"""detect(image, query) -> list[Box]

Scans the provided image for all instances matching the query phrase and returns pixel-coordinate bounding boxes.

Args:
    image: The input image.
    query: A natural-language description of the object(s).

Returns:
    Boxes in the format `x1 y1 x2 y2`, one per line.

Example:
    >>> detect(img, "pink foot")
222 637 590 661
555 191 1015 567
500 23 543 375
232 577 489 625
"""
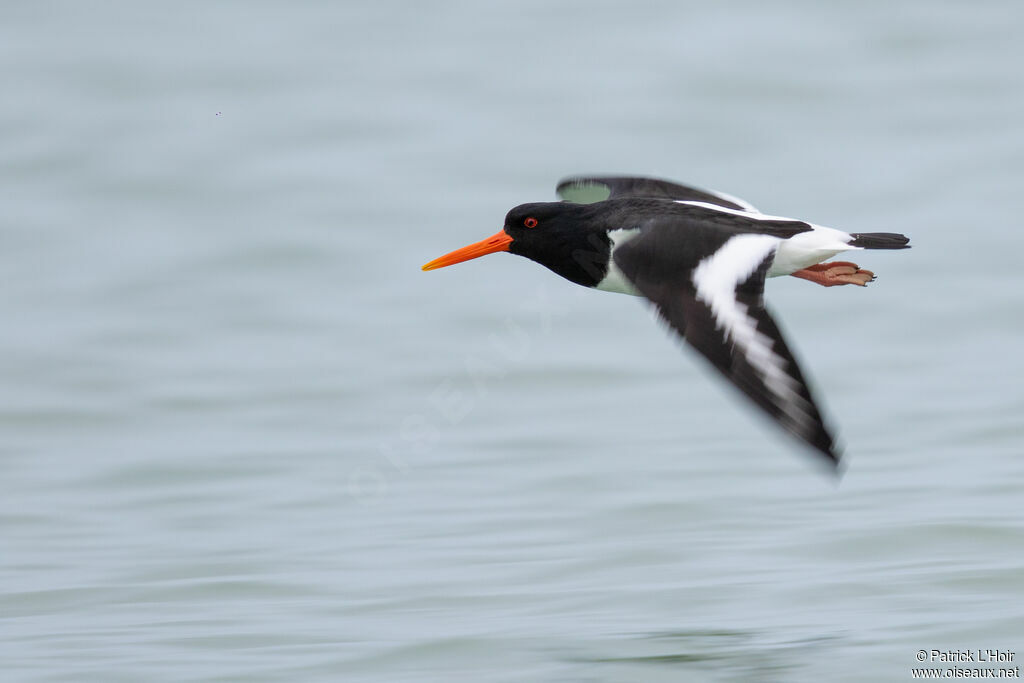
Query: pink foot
791 261 876 287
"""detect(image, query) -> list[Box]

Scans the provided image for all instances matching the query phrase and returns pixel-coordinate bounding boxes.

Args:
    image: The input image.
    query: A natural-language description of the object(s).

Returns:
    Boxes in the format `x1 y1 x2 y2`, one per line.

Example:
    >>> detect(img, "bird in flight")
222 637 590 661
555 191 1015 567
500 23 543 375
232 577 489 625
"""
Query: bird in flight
422 176 910 469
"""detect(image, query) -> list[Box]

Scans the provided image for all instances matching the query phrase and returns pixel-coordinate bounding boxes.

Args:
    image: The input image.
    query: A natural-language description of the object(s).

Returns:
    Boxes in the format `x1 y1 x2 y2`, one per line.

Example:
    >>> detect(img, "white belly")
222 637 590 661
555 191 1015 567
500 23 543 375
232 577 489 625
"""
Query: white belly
767 225 859 277
594 224 860 294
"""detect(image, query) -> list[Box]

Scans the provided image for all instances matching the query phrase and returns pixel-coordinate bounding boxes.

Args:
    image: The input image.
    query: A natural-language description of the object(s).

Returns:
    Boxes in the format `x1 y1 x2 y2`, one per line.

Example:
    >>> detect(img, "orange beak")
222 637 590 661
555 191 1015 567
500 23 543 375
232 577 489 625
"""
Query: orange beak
421 231 514 271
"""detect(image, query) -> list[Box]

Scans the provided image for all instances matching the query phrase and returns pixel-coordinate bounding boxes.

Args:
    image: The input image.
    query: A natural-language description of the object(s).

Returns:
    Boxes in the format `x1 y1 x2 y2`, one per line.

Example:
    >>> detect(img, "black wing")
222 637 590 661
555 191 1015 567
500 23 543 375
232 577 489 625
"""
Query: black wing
612 218 841 467
557 175 759 213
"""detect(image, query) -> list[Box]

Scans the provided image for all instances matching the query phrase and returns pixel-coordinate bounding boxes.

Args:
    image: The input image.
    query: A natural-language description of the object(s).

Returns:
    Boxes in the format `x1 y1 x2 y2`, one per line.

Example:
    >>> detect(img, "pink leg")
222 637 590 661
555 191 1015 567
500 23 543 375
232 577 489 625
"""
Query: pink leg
791 261 876 287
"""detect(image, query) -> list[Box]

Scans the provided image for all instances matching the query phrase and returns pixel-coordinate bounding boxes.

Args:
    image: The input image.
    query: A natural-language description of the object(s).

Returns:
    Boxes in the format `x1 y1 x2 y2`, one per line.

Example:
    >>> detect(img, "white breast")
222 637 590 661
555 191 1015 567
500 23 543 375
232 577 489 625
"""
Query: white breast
595 228 642 295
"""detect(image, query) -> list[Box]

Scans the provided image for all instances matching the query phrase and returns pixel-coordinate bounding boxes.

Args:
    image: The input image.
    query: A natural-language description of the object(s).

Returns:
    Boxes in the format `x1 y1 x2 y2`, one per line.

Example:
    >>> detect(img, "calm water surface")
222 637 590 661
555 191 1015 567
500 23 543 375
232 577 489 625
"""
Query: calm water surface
3 2 1023 681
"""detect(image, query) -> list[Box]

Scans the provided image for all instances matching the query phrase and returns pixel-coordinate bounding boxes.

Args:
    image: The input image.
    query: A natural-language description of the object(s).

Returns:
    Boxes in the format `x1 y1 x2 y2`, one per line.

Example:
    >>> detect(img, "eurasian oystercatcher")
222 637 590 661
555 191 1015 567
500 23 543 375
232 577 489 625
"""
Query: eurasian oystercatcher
422 176 910 468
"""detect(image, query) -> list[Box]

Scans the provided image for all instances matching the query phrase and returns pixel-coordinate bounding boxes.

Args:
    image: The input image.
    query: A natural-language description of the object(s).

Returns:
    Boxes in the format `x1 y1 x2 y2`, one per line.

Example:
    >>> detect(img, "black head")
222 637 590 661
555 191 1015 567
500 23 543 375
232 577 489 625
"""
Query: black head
501 202 613 287
422 200 614 287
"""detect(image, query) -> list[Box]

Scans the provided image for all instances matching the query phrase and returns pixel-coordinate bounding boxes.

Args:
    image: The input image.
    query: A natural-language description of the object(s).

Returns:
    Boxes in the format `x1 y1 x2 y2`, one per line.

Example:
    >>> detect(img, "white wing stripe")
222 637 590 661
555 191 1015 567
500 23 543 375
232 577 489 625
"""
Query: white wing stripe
692 235 812 425
674 200 800 222
702 189 760 214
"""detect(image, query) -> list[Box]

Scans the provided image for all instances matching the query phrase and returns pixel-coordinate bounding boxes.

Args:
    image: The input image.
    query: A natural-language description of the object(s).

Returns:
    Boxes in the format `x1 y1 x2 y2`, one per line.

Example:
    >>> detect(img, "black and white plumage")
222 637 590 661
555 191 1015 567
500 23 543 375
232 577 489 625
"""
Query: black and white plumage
423 176 911 469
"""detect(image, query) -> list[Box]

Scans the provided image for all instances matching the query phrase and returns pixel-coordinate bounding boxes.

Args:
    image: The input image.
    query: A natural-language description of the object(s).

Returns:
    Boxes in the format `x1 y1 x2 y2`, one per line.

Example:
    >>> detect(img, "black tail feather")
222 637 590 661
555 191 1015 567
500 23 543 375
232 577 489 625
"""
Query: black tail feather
849 232 911 249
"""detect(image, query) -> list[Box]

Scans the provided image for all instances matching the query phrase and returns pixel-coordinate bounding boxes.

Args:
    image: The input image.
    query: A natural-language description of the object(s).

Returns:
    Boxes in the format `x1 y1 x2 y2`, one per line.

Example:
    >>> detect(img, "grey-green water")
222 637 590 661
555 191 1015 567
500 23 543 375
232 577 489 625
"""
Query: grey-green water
3 2 1023 681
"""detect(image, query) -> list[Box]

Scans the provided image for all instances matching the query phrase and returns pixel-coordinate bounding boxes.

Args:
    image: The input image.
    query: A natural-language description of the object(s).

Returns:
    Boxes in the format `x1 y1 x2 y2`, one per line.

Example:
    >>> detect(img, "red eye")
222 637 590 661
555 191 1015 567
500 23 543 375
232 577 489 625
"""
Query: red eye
524 217 538 228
